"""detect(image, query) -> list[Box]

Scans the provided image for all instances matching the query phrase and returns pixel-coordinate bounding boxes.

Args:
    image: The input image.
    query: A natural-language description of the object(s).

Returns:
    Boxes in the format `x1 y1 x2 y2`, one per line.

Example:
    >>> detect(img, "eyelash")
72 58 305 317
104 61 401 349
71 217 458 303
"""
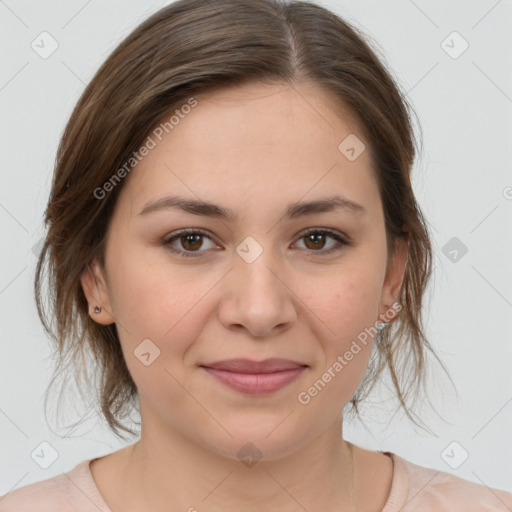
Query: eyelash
162 228 351 258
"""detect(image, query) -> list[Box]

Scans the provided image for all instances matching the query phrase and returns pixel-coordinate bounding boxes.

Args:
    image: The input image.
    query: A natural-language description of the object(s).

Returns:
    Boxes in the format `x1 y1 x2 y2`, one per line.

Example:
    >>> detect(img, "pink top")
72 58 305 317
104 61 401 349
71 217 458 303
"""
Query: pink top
1 451 511 511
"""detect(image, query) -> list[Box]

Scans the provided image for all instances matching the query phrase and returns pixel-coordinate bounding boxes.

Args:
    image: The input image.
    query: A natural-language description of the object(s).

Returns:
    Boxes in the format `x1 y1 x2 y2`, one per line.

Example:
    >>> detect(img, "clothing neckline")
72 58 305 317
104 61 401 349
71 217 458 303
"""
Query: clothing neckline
74 450 408 512
379 451 409 511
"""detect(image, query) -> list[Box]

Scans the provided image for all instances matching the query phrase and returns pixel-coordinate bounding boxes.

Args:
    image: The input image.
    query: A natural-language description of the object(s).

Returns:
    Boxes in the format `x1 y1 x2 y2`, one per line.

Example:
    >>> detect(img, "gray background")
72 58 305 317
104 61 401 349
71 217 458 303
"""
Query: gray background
1 0 511 496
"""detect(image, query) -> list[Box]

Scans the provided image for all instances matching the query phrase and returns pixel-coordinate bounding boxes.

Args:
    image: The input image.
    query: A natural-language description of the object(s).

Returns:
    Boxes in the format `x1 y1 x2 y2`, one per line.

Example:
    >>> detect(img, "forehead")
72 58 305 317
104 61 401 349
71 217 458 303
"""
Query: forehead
118 82 380 221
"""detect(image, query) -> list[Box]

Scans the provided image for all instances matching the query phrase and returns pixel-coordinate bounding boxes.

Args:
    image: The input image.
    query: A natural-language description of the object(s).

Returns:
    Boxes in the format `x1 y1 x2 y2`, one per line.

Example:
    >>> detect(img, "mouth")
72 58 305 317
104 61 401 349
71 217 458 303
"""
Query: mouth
199 358 309 395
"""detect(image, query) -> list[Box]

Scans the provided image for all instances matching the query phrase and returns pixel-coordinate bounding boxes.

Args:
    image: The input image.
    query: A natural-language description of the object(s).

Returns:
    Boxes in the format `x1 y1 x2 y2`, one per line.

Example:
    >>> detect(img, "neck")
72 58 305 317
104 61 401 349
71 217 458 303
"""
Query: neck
119 416 356 512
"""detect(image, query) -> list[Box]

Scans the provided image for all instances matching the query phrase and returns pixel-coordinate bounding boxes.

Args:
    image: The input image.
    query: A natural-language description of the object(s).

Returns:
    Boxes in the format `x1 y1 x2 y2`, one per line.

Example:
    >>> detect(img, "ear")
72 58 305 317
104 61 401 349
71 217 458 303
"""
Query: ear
378 235 408 323
80 259 115 325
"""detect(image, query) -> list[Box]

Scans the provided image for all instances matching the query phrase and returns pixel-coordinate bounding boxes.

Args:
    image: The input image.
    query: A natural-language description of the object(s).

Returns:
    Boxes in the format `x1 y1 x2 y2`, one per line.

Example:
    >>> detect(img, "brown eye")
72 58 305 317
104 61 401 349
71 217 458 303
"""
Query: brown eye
294 229 349 255
163 229 217 257
180 233 203 251
303 232 328 250
163 228 350 259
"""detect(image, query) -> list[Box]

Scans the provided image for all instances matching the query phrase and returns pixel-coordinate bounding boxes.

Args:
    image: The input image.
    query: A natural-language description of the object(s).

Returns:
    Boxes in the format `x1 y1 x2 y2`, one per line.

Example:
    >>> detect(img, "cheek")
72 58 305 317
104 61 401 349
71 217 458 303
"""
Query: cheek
107 253 215 380
303 260 384 343
295 254 385 401
108 246 206 335
295 267 382 411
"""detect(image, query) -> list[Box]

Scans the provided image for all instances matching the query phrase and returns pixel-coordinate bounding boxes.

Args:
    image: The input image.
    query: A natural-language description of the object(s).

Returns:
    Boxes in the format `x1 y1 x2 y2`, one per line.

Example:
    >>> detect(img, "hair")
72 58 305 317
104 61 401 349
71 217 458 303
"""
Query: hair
35 0 454 440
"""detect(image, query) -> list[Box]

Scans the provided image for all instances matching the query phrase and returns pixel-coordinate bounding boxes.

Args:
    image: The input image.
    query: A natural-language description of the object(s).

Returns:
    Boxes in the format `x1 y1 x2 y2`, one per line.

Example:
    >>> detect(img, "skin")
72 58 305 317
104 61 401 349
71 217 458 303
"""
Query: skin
81 81 408 512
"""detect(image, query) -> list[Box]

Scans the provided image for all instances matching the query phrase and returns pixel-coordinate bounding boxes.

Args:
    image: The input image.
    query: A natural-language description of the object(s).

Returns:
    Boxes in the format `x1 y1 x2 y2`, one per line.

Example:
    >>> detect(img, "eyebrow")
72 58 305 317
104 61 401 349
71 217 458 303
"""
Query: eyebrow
138 194 367 221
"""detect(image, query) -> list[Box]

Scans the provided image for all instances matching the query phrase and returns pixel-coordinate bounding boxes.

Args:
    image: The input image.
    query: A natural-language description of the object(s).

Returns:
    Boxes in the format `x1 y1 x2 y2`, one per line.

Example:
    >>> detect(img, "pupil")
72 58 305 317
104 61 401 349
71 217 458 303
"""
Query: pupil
307 234 324 249
183 234 201 250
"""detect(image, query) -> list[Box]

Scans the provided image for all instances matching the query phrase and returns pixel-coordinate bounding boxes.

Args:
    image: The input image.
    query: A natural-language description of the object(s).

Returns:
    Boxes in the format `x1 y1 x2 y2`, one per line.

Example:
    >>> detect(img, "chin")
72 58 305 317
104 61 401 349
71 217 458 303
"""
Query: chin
197 416 311 463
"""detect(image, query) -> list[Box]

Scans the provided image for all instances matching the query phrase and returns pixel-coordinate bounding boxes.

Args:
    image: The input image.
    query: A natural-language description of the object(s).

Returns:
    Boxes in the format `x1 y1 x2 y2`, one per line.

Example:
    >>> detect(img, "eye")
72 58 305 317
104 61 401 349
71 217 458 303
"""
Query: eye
163 228 218 258
293 228 350 255
163 228 350 258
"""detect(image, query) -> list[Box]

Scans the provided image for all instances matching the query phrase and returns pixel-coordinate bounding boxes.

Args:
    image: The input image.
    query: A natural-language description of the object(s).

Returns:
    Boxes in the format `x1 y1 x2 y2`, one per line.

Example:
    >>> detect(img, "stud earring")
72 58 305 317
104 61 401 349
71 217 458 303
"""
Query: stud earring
377 301 401 329
93 306 102 314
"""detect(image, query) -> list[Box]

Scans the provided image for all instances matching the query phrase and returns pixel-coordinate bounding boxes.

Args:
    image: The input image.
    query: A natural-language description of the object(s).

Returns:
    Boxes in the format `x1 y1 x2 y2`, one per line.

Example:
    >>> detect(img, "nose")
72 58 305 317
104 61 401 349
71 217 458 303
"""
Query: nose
217 247 297 338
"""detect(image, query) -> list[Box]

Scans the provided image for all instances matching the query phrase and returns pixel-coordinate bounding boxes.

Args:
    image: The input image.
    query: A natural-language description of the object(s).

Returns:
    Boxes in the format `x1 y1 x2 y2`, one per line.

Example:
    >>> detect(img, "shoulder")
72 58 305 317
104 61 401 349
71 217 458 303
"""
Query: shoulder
391 452 512 511
0 472 71 511
0 459 102 512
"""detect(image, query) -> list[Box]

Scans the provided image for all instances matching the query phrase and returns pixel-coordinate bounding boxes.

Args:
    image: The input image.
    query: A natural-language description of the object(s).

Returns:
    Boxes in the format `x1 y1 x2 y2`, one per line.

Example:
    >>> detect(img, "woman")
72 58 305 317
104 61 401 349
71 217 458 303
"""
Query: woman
1 0 511 510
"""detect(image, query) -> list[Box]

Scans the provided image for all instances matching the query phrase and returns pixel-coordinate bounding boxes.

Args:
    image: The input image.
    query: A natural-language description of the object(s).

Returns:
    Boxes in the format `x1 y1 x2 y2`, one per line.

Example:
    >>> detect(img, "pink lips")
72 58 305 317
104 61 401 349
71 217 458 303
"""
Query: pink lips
200 358 308 395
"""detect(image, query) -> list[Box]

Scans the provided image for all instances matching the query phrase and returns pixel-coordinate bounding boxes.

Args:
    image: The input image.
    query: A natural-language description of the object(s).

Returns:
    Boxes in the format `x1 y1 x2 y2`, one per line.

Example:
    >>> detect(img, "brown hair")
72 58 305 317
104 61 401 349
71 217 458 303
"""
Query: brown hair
35 0 453 440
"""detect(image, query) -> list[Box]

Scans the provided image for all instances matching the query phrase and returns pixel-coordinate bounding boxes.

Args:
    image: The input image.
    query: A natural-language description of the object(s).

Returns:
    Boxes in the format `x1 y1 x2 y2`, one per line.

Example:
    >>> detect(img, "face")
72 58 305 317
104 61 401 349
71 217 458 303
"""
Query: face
81 81 407 461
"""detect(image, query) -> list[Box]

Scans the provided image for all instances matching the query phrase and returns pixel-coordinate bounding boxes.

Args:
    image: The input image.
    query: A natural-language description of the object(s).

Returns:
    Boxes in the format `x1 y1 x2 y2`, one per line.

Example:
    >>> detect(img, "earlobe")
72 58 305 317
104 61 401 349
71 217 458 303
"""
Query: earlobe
390 236 408 299
80 259 115 325
379 236 408 323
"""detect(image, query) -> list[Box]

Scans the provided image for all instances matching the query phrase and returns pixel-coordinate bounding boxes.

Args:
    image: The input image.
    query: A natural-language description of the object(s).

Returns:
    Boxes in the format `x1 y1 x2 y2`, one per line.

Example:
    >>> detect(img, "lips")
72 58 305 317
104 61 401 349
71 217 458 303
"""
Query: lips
199 358 307 373
199 358 308 395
